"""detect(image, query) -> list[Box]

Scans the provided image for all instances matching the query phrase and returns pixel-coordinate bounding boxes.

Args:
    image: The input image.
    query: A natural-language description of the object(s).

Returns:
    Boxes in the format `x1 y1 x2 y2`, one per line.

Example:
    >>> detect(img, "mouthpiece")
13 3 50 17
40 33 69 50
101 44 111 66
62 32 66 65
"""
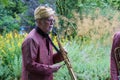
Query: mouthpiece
52 27 58 36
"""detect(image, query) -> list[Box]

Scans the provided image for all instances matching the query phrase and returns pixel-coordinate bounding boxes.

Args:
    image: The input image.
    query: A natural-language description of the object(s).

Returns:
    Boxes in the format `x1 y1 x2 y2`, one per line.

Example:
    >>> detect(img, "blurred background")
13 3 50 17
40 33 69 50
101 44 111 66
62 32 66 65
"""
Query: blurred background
0 0 120 80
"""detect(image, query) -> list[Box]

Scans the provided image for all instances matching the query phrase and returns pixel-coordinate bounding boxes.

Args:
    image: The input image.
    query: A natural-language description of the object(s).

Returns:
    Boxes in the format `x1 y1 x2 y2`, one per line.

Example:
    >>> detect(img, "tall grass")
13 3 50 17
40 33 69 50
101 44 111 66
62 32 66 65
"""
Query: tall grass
77 9 120 40
53 7 120 80
54 38 110 80
57 7 120 41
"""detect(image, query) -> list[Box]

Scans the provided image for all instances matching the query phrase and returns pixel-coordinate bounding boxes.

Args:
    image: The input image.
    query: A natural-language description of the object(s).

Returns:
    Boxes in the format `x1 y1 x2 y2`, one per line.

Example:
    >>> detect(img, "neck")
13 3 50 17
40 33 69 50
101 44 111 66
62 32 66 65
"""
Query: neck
35 27 48 37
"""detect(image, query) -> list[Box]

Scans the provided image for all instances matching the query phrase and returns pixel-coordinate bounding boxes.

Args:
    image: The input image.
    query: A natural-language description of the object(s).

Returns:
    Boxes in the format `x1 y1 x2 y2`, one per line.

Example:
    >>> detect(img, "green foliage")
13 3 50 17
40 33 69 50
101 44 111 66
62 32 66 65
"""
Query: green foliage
54 37 110 80
0 0 26 33
56 0 77 18
39 0 45 3
0 15 19 33
0 32 111 80
12 55 22 80
0 0 26 17
55 0 120 39
56 0 78 38
108 0 120 10
0 60 10 80
0 32 24 80
0 0 9 6
56 0 110 18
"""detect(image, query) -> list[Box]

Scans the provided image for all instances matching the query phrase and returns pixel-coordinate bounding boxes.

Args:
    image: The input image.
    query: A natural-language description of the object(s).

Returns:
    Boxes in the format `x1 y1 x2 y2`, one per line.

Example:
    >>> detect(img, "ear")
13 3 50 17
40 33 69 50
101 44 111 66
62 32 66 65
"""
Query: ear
36 19 41 25
41 19 46 26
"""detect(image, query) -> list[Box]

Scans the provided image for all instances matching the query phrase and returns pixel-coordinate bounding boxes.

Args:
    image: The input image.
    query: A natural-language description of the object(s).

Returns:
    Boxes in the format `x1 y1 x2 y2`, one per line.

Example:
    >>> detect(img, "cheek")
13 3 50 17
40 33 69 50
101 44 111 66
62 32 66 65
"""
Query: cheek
45 23 50 29
42 22 50 29
41 22 49 27
43 21 50 26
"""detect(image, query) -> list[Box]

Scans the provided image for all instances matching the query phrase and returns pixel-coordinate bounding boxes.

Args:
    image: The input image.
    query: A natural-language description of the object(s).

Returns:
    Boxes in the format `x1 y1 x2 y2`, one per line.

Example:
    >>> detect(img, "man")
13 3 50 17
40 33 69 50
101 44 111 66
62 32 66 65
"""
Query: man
110 32 120 80
21 6 64 80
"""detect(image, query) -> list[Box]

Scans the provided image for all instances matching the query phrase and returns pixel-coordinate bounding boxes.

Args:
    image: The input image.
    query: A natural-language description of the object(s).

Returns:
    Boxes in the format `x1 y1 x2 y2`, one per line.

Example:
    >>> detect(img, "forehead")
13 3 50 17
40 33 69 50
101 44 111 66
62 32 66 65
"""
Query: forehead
41 16 55 21
47 15 55 19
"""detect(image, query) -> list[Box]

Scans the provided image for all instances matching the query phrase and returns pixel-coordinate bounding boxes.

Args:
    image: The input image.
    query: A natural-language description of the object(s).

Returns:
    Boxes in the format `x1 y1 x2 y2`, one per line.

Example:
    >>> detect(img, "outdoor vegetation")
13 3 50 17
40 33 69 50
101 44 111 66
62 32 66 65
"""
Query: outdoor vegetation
0 0 120 80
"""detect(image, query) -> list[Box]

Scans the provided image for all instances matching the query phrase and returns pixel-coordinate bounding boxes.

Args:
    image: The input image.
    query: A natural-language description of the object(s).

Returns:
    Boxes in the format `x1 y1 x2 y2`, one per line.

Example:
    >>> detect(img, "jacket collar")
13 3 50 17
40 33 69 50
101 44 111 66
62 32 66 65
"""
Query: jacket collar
35 27 48 38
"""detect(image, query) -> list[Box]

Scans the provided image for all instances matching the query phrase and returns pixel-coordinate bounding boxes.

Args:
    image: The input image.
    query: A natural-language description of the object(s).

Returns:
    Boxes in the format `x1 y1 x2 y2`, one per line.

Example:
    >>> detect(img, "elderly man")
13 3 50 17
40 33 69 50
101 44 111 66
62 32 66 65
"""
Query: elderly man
21 6 64 80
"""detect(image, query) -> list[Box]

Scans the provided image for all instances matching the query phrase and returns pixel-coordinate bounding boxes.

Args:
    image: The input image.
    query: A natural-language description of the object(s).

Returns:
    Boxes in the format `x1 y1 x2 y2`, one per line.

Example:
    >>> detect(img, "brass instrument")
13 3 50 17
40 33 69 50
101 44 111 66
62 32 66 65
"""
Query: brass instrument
51 27 77 80
56 36 77 80
114 47 120 80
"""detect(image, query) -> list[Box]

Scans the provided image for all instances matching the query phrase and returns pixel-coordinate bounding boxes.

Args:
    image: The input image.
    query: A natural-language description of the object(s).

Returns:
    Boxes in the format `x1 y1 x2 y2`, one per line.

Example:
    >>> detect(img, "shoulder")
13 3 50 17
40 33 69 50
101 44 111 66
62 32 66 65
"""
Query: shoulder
115 31 120 35
112 32 120 46
113 32 120 39
22 29 40 46
27 29 43 41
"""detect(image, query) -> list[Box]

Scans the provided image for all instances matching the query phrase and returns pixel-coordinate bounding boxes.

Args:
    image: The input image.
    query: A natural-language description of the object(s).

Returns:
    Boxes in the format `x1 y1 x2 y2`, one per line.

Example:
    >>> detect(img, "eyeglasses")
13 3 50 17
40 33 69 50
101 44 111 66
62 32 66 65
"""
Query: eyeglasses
42 18 55 23
46 18 55 23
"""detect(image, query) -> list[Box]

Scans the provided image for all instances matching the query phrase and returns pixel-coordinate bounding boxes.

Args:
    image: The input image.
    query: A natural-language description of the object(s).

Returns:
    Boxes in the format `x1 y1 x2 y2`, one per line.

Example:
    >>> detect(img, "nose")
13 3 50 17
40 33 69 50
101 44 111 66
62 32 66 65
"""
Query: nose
50 20 55 25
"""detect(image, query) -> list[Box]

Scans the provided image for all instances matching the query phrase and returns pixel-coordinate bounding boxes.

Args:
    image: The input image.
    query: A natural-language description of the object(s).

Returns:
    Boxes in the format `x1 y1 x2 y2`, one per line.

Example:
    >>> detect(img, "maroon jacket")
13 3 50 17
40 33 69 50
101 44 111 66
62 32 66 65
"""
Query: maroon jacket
21 28 63 80
110 32 120 80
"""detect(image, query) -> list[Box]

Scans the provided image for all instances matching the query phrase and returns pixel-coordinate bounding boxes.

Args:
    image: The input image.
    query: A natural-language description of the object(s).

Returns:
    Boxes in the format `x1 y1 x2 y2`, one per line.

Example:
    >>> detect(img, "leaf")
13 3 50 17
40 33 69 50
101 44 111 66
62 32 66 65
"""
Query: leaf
0 0 9 7
39 0 45 3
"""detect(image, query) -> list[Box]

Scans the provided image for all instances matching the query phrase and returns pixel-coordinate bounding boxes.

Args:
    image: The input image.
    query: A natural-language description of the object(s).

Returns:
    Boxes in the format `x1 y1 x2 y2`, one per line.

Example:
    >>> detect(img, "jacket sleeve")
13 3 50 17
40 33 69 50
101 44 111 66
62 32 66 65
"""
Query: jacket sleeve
22 38 53 75
110 32 120 80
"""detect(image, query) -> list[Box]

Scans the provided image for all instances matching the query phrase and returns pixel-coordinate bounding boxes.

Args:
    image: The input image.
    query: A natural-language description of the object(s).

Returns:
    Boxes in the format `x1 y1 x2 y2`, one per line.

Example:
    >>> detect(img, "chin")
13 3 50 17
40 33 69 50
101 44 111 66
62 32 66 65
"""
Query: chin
46 29 52 33
49 27 53 31
50 28 53 32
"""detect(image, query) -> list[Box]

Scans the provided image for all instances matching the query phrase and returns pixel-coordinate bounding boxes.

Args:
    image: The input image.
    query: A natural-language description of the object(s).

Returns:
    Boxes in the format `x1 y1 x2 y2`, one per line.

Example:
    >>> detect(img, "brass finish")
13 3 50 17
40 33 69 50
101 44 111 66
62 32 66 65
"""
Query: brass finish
56 37 77 80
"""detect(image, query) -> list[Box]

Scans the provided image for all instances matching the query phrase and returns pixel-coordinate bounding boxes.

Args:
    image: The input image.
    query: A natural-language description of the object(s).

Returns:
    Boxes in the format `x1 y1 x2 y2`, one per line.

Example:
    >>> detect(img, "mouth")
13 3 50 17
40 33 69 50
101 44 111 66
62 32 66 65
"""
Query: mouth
49 26 53 31
49 26 53 29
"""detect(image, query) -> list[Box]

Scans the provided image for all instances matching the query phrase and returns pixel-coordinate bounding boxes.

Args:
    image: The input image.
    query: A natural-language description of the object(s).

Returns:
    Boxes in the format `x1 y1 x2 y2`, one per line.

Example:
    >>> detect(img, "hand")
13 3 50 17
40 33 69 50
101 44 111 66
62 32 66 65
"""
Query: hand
49 64 62 72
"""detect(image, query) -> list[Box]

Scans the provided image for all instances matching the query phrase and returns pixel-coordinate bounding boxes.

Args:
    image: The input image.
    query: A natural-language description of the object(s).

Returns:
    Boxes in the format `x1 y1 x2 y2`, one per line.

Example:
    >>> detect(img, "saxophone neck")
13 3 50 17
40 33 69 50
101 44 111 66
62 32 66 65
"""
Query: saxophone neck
56 36 64 51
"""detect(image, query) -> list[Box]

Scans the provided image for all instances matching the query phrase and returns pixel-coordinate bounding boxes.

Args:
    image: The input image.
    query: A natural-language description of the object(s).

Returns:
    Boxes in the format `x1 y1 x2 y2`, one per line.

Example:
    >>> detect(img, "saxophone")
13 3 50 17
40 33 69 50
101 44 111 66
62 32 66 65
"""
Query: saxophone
55 36 77 80
52 27 77 80
114 47 120 80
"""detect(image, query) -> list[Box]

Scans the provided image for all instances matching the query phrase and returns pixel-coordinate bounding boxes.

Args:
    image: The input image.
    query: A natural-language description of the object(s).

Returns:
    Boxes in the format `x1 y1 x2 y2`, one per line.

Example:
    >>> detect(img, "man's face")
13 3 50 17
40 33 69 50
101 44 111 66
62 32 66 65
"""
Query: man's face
40 16 55 33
